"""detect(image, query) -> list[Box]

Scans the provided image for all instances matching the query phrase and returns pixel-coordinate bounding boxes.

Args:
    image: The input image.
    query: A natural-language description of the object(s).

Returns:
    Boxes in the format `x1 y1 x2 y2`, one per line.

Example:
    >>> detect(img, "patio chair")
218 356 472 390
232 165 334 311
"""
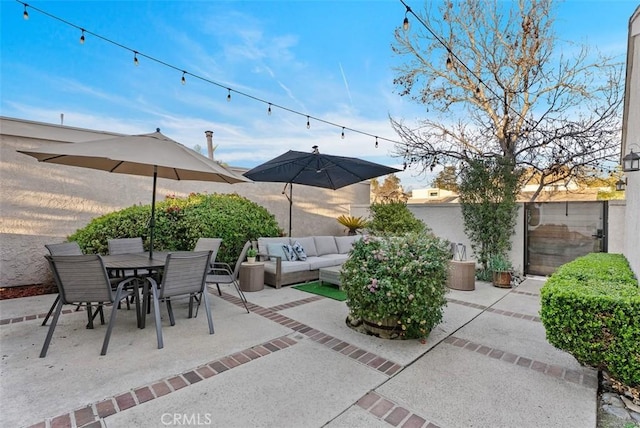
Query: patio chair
42 242 83 326
194 237 222 273
146 251 213 349
108 237 148 279
40 254 141 357
108 237 144 254
206 241 251 313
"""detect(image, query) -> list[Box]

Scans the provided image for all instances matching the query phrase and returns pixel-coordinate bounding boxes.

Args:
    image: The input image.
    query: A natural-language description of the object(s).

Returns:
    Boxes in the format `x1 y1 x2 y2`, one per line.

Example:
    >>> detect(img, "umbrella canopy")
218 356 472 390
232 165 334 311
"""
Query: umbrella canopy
243 146 400 236
18 130 250 257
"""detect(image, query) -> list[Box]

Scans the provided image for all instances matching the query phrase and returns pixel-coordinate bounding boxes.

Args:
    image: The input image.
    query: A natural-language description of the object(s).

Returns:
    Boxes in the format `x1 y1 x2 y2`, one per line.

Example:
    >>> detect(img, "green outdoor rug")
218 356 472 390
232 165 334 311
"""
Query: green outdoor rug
292 281 347 301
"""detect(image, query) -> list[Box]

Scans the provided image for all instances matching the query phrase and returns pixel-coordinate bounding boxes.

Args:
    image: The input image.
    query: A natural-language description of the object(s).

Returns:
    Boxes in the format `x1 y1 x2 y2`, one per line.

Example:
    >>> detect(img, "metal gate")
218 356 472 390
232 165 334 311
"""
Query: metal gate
524 201 607 276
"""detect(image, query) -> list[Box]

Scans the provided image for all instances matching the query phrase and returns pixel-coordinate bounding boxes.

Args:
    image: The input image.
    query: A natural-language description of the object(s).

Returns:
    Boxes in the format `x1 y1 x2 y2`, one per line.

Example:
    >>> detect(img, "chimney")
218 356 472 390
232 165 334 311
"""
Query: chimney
204 130 214 160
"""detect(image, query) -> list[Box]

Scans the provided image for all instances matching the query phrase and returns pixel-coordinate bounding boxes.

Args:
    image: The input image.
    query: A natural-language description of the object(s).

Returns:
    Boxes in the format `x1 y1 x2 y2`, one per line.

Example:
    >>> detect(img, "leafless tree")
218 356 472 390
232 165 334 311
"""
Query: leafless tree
391 0 623 201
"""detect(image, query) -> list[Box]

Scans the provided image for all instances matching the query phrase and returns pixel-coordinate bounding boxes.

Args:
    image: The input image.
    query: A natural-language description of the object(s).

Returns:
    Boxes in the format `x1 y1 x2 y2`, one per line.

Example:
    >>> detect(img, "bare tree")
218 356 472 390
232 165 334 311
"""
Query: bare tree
371 174 410 203
391 0 623 201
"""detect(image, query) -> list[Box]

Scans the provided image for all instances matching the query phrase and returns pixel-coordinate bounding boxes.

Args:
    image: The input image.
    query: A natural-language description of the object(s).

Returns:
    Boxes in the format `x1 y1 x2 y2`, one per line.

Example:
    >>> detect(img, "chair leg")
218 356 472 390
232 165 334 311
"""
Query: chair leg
233 280 250 313
86 303 94 329
149 280 164 349
202 289 215 334
42 294 60 326
166 298 176 326
40 299 64 358
101 289 126 356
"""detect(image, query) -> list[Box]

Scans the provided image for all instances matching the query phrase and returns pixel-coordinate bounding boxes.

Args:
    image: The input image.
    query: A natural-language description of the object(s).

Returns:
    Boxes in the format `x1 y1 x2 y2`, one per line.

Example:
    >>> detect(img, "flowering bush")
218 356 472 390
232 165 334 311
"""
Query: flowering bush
340 231 450 339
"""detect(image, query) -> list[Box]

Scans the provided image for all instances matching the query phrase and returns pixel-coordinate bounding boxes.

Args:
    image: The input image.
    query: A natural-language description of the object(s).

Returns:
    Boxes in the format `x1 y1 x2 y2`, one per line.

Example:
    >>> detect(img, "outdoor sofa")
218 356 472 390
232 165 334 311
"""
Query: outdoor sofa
257 235 360 288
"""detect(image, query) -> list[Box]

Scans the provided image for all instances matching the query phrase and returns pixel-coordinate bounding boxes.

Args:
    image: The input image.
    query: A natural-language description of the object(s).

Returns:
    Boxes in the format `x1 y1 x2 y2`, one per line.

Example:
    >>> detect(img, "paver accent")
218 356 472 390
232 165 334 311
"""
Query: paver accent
356 391 440 428
30 335 298 427
444 335 597 388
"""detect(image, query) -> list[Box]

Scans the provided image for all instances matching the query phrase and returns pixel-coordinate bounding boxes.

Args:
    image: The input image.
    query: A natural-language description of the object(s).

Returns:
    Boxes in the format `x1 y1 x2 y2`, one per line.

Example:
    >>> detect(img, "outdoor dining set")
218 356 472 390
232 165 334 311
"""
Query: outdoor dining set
39 237 251 358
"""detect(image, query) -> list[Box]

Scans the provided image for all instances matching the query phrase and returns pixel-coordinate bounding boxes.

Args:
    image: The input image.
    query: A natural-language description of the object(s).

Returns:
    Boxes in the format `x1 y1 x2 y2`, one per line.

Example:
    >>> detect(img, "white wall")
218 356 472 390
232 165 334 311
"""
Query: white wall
622 8 640 275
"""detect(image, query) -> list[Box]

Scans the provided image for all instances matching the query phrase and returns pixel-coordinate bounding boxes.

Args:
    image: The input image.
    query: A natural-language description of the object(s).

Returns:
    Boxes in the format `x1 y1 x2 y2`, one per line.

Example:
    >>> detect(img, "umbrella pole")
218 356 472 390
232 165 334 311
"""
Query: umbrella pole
149 165 157 259
289 184 293 237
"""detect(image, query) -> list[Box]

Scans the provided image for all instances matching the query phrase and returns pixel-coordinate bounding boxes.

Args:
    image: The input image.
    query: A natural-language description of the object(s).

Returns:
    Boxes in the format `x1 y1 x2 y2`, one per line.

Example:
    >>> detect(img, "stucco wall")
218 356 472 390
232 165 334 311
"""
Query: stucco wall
0 117 371 287
407 204 527 274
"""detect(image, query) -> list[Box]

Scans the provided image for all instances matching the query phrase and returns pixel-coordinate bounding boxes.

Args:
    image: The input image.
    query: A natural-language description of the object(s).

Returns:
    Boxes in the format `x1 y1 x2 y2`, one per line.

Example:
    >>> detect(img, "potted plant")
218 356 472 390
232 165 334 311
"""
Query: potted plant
340 231 450 340
246 247 258 264
337 215 368 235
488 253 513 288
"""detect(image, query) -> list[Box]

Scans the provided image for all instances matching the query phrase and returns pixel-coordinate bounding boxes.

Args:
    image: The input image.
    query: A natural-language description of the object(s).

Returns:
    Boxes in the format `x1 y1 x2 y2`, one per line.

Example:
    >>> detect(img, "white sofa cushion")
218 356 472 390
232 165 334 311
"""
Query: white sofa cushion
258 237 290 256
319 254 349 264
291 237 317 257
314 236 339 256
305 256 342 270
263 260 310 274
335 235 359 254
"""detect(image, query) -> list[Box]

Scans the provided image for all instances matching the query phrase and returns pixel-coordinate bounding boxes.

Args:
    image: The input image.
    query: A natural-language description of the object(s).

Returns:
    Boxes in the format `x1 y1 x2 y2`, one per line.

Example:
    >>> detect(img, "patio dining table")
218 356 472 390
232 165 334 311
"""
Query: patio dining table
102 252 168 329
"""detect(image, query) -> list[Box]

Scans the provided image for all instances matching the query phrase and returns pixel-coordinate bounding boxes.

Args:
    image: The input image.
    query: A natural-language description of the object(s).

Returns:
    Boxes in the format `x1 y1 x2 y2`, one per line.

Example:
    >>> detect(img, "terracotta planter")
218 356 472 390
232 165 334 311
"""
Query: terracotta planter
492 271 512 288
363 317 401 338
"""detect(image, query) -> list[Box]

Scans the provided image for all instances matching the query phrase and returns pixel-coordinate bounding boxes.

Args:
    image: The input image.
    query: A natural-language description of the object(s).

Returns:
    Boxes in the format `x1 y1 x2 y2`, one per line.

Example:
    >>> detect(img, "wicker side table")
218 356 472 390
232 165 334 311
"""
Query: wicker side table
239 262 265 292
446 260 476 291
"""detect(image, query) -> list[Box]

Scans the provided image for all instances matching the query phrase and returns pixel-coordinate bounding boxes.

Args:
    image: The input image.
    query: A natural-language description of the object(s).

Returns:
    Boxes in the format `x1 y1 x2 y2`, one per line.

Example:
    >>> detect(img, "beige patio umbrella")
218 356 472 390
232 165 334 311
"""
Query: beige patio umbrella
18 129 251 258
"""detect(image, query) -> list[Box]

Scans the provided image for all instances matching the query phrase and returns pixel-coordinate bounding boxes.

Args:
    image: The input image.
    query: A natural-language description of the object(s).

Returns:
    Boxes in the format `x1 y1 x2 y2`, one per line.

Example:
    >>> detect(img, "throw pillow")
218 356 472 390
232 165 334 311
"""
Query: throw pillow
292 241 307 261
282 244 298 261
267 243 288 261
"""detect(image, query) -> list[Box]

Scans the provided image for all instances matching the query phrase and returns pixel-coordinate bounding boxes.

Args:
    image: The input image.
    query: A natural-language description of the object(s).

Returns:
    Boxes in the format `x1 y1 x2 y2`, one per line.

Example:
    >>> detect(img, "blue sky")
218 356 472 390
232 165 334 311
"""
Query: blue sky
1 0 638 189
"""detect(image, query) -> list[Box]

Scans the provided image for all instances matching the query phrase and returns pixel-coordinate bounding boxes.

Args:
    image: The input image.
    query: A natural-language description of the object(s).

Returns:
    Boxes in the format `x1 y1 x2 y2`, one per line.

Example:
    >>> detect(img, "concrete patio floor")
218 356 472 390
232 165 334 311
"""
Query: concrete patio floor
0 277 598 428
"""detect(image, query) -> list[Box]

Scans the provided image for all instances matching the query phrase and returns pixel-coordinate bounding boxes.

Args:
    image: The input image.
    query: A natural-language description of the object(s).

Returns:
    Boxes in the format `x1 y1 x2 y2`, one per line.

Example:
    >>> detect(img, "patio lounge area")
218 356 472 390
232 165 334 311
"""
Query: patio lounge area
0 277 598 428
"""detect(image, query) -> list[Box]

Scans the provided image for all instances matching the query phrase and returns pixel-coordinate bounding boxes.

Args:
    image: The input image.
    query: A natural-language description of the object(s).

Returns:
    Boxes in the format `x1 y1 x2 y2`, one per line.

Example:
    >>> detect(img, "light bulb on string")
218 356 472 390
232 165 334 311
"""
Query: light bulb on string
23 4 29 20
227 88 231 102
181 71 186 85
341 127 345 139
306 116 310 129
267 103 272 115
80 29 85 44
446 56 453 70
133 52 139 66
403 15 409 31
375 137 378 148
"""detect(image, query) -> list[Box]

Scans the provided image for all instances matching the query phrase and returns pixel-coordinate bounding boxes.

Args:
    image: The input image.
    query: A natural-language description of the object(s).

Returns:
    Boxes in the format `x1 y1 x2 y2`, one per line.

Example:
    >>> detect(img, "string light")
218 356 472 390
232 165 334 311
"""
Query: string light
23 3 28 20
16 0 404 147
79 29 85 44
446 56 453 70
403 12 410 31
227 88 231 102
341 127 345 139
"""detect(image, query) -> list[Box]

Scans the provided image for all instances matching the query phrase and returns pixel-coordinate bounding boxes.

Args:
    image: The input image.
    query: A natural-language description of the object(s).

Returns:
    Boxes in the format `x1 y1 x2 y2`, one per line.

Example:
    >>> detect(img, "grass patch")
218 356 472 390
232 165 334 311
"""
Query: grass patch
292 281 346 301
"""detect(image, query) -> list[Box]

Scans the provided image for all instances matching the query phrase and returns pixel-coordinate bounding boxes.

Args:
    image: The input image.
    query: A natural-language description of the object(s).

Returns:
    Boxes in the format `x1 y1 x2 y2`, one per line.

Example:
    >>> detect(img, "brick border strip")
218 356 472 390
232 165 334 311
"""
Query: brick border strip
26 335 298 428
357 391 440 428
446 298 541 322
220 292 403 376
443 335 597 389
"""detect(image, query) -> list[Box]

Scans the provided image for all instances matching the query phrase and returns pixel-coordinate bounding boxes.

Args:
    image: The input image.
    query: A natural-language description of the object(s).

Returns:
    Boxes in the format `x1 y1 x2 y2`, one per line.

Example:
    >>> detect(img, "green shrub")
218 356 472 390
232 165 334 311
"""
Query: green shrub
68 193 280 264
367 202 425 235
540 253 640 387
341 231 450 339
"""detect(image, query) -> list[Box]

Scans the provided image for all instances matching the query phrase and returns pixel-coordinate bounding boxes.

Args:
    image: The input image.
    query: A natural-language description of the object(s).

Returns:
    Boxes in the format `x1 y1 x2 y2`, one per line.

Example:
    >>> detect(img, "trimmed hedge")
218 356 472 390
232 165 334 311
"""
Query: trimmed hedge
540 253 640 387
68 193 281 264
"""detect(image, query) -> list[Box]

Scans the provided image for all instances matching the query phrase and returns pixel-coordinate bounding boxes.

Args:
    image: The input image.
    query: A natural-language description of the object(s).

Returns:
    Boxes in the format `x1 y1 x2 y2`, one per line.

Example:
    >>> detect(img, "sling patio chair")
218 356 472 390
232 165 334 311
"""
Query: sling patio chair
42 242 84 326
146 251 214 349
206 241 251 313
40 254 141 357
108 237 148 279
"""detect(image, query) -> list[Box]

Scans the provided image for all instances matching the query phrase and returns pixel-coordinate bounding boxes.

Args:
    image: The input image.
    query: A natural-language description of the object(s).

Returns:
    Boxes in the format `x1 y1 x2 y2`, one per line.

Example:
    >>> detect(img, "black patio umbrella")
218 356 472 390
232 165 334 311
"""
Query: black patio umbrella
243 146 401 236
